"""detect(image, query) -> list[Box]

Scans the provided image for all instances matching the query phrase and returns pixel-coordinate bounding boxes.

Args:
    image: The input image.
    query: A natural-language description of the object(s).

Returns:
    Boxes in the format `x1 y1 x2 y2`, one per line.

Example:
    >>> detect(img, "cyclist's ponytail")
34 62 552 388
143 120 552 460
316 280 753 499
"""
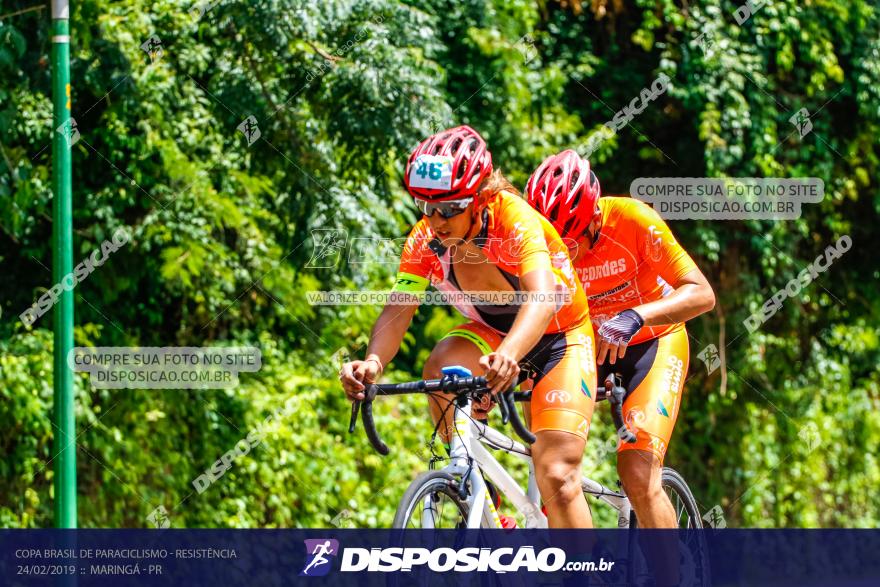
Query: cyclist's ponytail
471 168 517 221
477 168 519 203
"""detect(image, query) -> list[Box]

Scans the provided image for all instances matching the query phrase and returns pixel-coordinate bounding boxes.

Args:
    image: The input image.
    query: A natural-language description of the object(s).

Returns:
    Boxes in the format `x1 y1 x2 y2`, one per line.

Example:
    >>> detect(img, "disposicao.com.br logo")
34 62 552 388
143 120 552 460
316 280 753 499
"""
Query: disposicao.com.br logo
300 540 615 575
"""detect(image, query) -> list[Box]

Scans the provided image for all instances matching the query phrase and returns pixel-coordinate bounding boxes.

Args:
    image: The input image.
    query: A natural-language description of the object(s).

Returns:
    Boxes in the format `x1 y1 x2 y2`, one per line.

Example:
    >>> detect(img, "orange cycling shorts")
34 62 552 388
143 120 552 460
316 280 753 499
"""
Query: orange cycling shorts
441 320 598 443
597 326 690 462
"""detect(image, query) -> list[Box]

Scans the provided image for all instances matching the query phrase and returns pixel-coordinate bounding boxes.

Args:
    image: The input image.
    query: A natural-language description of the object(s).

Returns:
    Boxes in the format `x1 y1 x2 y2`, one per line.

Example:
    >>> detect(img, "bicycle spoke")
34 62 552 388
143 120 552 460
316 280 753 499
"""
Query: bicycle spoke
665 485 690 529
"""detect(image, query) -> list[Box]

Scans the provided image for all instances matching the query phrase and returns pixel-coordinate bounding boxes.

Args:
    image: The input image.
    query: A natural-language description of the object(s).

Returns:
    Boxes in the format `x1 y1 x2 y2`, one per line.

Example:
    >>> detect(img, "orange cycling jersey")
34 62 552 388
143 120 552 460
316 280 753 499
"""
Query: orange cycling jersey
393 190 590 335
574 196 698 346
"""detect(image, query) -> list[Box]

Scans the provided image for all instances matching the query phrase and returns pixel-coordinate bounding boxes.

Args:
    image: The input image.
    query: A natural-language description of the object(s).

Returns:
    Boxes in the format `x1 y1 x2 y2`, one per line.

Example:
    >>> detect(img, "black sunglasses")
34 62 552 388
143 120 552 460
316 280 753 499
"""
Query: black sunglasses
413 197 473 219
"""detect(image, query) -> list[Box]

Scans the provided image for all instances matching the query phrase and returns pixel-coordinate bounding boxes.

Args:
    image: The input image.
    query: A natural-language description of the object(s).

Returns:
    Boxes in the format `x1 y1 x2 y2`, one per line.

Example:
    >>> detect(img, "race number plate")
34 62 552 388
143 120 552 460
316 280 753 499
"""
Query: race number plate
409 154 454 190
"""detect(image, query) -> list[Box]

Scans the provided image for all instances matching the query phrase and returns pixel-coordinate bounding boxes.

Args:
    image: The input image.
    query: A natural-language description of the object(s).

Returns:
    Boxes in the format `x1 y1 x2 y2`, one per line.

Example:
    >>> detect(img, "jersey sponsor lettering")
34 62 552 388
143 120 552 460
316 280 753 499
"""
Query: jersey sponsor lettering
577 257 627 283
656 355 684 418
573 197 698 345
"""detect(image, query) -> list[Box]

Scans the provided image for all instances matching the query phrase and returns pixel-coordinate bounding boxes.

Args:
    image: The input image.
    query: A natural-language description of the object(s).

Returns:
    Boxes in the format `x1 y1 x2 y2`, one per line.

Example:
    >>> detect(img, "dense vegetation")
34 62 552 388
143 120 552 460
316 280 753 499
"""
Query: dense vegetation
1 0 878 528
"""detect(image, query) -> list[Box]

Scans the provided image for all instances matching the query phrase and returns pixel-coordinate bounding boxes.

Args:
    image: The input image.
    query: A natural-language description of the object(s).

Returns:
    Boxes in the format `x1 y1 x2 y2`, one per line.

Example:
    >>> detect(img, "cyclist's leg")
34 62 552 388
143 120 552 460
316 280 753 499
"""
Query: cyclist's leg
615 326 690 528
423 321 501 443
527 322 598 528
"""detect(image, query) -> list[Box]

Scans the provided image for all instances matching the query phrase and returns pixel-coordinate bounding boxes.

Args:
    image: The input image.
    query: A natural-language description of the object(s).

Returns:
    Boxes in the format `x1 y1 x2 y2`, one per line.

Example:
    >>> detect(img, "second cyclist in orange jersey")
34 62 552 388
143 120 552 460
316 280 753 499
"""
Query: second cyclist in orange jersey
526 150 716 529
576 195 697 345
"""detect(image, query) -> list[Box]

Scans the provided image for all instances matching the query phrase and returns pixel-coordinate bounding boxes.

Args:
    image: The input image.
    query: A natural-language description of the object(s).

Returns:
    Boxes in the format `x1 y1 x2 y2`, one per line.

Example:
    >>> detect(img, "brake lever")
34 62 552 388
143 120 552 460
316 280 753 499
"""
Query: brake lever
606 375 636 444
498 391 511 425
348 399 361 434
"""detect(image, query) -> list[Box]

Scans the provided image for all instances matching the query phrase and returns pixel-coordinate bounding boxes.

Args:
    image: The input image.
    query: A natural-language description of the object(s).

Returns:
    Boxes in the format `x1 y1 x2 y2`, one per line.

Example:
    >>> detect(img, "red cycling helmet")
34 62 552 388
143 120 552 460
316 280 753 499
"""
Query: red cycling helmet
405 125 493 201
525 150 601 241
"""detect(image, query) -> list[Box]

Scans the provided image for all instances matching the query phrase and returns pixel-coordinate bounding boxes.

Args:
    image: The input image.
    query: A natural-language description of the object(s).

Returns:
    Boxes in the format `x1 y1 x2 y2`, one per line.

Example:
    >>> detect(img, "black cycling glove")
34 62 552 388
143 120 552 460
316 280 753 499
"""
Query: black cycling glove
597 309 645 344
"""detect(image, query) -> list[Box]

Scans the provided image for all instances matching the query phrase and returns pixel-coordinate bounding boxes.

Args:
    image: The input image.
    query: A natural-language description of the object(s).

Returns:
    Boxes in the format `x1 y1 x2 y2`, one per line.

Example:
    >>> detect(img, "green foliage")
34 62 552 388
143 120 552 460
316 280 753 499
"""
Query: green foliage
1 0 878 528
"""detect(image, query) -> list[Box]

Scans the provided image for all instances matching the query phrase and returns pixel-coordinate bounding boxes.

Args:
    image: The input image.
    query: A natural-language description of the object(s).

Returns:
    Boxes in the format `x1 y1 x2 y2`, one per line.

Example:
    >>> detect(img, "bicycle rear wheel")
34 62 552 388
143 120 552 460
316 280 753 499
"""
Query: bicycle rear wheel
630 467 711 587
392 470 471 529
661 467 702 529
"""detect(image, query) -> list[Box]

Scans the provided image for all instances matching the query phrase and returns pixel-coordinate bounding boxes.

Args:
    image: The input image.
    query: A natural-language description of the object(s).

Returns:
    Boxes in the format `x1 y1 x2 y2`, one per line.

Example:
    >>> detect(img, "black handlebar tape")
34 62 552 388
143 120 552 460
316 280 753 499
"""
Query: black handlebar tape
360 375 491 456
608 384 637 444
374 375 489 395
362 385 390 455
374 380 426 395
511 391 532 402
504 391 537 444
468 376 489 389
439 375 488 392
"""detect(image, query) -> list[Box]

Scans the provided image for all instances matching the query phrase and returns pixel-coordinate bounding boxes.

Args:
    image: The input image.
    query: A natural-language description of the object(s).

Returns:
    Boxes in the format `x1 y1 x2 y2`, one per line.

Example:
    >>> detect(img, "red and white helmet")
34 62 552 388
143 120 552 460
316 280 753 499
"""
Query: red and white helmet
525 150 601 241
404 125 493 201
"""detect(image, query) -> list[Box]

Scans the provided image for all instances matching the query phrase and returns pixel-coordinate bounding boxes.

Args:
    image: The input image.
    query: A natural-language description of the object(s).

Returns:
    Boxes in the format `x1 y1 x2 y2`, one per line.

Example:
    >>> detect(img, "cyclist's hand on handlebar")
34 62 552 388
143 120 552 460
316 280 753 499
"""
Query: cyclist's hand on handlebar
339 359 382 401
479 351 520 395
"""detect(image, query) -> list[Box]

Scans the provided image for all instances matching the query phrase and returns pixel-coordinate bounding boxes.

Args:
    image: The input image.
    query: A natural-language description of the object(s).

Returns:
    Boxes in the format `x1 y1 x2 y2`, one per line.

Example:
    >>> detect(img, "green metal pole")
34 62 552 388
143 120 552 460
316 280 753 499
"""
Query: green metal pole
51 0 76 529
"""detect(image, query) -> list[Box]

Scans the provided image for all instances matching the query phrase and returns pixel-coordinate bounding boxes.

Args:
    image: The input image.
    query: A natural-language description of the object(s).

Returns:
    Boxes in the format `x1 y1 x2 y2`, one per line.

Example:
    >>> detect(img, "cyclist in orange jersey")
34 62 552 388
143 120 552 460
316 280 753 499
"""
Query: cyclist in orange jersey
525 150 716 528
340 127 599 528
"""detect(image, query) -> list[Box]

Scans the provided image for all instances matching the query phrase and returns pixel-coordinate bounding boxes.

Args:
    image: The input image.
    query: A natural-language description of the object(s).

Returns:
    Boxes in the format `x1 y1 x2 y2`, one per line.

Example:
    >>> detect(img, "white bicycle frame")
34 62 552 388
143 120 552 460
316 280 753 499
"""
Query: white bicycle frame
419 395 634 529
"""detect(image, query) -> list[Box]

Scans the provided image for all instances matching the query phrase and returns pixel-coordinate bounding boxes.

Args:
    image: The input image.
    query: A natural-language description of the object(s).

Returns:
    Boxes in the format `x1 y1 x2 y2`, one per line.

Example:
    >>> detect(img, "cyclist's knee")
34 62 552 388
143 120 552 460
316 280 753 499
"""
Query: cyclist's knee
618 450 662 499
422 352 444 380
536 461 583 506
423 341 454 379
533 432 585 506
422 336 483 380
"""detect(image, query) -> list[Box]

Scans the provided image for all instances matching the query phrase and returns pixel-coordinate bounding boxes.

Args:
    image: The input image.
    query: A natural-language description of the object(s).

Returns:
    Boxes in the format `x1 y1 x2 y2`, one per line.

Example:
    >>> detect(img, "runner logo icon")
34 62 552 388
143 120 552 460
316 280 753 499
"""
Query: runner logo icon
300 539 340 577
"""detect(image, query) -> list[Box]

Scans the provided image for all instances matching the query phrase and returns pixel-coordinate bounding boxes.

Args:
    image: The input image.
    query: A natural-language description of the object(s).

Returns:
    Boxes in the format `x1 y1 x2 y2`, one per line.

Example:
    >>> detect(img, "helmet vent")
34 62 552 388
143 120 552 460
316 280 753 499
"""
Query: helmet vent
589 170 601 197
570 187 582 210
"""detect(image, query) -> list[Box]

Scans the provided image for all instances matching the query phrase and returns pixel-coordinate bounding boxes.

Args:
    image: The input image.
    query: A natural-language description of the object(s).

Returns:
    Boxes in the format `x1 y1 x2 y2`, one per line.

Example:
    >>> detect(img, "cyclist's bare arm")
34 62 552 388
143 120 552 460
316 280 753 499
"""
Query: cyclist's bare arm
597 268 714 366
480 268 556 394
340 302 418 401
634 268 716 327
365 301 419 365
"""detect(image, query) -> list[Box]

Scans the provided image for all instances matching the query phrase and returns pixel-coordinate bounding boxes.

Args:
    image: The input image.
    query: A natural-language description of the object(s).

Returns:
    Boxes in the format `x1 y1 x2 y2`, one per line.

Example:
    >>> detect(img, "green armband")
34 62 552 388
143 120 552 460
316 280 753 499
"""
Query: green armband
391 272 429 292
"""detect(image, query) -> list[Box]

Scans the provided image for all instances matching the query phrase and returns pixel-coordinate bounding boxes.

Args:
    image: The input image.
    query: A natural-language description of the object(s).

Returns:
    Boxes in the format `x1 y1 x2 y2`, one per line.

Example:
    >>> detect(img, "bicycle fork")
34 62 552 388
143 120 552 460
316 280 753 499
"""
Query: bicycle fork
428 399 503 528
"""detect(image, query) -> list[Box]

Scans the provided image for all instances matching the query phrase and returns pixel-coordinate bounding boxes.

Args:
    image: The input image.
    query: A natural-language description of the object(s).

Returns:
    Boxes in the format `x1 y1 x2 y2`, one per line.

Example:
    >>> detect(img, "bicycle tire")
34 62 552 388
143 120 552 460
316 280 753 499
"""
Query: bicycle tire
392 470 471 529
629 467 712 587
660 467 702 528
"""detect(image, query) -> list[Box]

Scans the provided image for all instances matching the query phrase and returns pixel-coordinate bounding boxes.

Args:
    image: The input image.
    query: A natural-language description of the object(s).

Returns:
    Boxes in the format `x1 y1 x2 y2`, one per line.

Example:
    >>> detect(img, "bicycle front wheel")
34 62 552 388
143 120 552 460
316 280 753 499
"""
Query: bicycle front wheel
392 470 471 529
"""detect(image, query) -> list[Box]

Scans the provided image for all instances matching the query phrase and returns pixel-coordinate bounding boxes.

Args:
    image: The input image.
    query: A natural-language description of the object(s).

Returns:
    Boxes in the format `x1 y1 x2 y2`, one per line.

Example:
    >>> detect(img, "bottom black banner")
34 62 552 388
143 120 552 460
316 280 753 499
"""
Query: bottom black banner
1 529 877 586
